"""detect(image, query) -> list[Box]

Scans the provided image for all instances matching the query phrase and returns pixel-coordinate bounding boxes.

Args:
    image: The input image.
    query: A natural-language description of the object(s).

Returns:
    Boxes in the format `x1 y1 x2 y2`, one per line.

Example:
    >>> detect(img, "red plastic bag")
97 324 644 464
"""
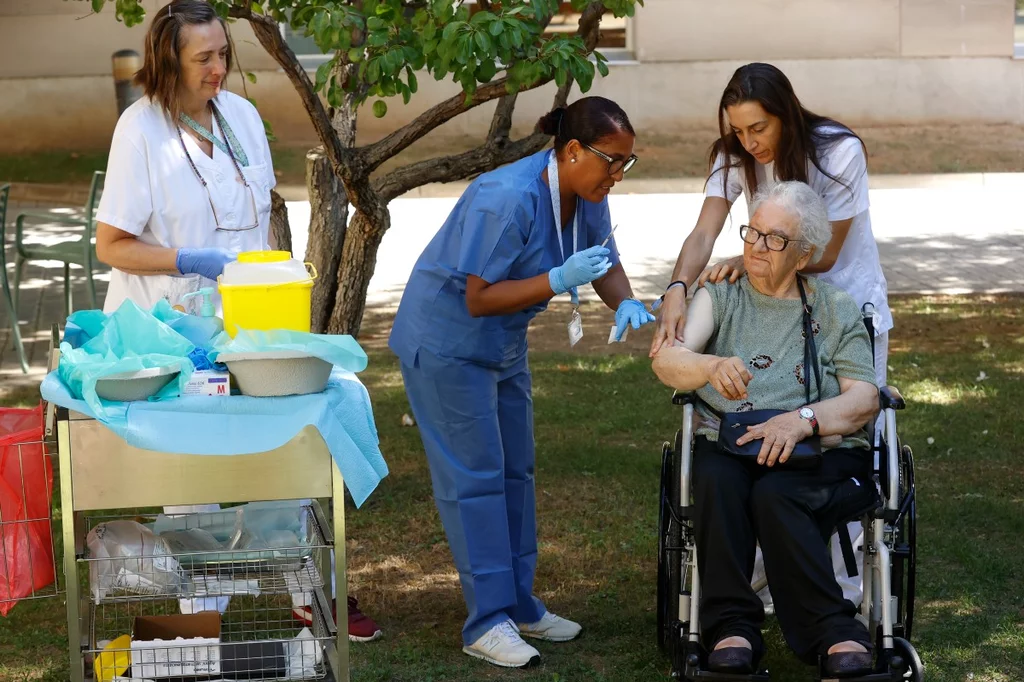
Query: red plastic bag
0 403 54 616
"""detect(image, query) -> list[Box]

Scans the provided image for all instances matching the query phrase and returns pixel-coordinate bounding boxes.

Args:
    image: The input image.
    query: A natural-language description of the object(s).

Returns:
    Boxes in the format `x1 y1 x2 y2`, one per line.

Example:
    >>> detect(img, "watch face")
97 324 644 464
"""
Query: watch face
799 407 814 419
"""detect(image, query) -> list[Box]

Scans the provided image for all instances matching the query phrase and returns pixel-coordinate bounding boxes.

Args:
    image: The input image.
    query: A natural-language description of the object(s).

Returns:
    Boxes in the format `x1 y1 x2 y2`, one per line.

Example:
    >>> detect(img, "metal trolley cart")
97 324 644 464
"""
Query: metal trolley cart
4 330 353 682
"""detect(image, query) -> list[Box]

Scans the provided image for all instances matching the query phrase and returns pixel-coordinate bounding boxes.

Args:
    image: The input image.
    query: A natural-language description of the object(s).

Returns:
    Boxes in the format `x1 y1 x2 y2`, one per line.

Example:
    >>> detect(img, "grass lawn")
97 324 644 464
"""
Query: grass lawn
2 123 1023 189
1 294 1022 681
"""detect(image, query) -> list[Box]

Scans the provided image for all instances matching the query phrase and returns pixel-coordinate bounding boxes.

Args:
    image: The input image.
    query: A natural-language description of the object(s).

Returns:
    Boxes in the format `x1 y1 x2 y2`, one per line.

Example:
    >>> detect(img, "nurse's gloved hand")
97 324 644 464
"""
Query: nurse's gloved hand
614 298 656 341
548 245 611 295
175 247 237 281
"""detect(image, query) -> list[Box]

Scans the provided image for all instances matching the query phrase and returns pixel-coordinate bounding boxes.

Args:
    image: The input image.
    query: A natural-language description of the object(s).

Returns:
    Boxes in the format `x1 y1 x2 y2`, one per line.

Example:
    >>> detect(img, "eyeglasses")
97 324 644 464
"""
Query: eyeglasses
176 127 259 232
739 224 805 252
581 142 638 176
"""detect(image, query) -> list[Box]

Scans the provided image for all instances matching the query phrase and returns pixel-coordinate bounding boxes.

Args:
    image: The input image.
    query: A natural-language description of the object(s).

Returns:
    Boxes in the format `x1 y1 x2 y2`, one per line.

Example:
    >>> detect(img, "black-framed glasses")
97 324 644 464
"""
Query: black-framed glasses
581 142 638 176
739 224 805 252
176 127 259 232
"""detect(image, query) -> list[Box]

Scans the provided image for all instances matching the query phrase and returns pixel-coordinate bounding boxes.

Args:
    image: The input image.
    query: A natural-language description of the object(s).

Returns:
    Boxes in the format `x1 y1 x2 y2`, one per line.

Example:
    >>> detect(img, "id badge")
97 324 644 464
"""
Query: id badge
567 308 584 347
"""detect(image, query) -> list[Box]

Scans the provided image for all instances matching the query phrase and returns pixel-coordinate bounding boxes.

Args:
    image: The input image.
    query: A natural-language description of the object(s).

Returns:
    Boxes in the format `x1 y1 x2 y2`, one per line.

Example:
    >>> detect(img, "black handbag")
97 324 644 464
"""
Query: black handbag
715 277 823 469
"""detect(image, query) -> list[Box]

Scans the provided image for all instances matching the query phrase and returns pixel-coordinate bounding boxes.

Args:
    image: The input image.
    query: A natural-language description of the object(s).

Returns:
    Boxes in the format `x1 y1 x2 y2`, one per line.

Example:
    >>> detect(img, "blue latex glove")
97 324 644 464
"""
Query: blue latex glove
548 245 611 296
614 298 656 341
175 247 236 281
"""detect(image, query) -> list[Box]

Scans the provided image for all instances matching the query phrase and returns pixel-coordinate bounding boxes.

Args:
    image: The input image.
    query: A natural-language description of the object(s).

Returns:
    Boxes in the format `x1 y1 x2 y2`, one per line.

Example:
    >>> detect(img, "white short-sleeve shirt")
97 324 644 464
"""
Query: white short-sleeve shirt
705 130 892 336
96 91 276 315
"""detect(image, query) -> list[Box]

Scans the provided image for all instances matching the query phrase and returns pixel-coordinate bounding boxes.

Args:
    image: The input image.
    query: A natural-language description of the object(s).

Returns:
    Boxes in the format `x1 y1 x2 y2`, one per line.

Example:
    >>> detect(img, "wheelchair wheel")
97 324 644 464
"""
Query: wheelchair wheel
892 636 923 682
657 434 683 654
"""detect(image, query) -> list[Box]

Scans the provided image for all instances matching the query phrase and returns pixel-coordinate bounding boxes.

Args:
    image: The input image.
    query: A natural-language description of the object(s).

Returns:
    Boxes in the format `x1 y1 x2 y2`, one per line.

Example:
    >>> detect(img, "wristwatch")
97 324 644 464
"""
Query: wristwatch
798 406 819 436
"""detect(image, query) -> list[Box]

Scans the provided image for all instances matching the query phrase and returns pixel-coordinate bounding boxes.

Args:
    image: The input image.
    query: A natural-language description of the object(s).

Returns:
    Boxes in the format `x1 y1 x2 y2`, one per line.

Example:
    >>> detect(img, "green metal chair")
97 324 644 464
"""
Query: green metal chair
0 183 29 373
13 170 105 320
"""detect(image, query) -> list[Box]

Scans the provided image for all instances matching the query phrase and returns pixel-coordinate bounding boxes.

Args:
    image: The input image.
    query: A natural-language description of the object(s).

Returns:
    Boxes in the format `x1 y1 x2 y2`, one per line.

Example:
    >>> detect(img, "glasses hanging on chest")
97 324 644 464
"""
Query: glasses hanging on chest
176 104 259 232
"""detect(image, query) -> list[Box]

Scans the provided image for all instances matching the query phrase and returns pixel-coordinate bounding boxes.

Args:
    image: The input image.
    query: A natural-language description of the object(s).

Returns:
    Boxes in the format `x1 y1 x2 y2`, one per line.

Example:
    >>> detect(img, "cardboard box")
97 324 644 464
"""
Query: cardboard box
182 370 231 397
130 612 221 678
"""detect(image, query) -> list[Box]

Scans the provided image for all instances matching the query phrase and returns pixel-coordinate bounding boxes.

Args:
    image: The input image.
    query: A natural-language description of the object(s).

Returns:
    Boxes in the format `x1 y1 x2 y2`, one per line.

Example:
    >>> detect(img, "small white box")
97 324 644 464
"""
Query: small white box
182 370 231 397
130 613 221 678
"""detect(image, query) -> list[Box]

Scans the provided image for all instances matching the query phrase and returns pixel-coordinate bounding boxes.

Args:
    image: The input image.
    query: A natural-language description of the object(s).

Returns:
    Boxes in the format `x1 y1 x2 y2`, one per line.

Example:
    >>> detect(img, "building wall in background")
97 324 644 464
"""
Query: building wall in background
0 0 1020 152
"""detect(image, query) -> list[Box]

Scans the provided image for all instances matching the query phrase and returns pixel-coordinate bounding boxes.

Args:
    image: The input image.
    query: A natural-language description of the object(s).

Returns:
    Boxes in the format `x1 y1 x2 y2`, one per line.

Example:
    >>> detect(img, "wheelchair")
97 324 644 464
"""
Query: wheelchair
656 309 922 681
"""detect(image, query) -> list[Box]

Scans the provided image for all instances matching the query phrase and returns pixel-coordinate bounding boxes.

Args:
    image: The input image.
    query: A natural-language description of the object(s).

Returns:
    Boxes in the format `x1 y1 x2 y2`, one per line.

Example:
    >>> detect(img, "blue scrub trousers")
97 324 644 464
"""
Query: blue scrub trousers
400 349 546 646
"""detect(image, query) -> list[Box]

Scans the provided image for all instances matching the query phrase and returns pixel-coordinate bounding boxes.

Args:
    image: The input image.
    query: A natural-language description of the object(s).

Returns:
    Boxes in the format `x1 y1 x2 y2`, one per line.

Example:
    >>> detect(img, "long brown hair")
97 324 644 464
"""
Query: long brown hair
708 63 866 198
135 0 231 122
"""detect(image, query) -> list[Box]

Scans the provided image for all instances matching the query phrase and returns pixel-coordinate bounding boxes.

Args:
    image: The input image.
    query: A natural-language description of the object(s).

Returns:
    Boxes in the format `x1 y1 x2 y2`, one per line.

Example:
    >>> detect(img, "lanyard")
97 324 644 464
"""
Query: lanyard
179 103 250 167
547 150 579 306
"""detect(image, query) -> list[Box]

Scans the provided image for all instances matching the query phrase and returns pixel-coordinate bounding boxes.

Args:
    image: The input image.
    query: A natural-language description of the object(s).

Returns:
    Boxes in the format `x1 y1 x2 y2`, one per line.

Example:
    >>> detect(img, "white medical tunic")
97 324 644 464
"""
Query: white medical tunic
96 91 275 315
705 130 892 336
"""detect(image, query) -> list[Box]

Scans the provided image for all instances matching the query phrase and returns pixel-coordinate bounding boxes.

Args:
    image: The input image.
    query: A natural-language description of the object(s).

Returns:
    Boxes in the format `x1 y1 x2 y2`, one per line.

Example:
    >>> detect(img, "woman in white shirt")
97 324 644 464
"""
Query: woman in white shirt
95 0 274 316
648 62 891 608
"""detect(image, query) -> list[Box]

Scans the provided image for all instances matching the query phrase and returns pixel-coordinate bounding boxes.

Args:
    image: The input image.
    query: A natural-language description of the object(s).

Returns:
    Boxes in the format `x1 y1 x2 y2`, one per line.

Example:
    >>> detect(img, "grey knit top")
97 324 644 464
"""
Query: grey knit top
695 277 876 450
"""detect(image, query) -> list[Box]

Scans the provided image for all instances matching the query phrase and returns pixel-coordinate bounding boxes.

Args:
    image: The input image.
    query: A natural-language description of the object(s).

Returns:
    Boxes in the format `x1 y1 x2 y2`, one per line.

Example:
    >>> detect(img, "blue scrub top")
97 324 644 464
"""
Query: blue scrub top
389 150 620 368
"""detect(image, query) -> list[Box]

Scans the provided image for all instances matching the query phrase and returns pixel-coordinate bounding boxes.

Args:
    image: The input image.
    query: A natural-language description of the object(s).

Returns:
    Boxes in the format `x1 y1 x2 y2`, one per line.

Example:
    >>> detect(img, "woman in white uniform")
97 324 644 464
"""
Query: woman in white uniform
648 63 891 608
95 0 273 316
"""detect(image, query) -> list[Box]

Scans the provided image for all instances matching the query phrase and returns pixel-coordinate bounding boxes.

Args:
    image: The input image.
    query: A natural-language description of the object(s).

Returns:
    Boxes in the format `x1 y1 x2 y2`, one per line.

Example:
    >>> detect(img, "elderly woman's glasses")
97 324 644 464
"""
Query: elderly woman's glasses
581 142 638 176
739 224 805 252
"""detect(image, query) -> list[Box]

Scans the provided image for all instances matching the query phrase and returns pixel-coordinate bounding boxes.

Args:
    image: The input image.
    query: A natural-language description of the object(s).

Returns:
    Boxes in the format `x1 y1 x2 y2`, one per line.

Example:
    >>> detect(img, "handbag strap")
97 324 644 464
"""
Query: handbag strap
797 276 822 404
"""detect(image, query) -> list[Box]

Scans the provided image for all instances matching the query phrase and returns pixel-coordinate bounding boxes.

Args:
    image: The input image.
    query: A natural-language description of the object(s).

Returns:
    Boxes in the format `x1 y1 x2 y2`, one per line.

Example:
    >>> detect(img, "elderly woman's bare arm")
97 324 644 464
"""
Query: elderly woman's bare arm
811 376 878 438
652 288 753 400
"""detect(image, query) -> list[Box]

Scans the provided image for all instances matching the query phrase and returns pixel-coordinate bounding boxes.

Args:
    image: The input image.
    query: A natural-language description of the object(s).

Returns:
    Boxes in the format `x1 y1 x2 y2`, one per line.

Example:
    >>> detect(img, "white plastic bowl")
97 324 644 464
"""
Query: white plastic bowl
95 365 181 402
217 351 332 397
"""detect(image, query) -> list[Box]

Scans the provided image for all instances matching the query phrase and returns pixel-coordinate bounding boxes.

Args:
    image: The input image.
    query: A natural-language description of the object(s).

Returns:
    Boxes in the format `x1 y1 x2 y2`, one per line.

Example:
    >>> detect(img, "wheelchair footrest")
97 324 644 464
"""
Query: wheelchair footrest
688 670 770 681
818 672 899 682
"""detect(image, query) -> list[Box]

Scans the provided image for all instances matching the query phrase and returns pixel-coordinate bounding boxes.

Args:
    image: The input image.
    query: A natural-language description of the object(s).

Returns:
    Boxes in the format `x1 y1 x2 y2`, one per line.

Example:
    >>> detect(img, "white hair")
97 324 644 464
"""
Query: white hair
749 181 831 263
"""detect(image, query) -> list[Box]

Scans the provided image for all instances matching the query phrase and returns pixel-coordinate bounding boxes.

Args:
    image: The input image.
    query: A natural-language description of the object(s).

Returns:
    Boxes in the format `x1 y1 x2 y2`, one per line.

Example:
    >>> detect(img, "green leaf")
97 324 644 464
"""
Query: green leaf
474 31 491 54
348 47 364 63
246 72 257 85
91 0 105 12
595 58 609 77
489 19 504 36
407 68 419 93
314 60 333 92
366 15 386 31
477 59 497 83
373 100 388 118
367 58 381 83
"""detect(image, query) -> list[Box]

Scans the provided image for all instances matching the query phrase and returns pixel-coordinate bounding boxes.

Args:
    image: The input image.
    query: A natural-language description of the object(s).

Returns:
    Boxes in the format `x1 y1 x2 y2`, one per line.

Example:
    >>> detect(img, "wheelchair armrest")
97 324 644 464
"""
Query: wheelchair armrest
880 385 906 411
672 391 698 406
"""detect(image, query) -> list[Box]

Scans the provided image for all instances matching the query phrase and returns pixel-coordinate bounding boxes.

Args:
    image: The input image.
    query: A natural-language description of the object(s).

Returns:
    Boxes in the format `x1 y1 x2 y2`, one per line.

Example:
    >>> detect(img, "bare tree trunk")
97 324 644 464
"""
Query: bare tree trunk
269 189 292 255
306 65 360 333
305 147 349 332
327 208 389 336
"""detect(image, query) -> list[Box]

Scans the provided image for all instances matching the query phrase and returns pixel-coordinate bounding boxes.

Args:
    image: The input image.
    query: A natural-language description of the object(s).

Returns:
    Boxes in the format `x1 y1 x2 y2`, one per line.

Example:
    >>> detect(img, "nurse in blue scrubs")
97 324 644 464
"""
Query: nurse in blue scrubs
389 97 653 668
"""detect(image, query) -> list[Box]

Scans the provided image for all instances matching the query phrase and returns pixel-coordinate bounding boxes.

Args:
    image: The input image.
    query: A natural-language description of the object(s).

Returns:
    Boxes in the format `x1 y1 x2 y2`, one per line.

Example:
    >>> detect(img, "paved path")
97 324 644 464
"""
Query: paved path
3 175 1022 390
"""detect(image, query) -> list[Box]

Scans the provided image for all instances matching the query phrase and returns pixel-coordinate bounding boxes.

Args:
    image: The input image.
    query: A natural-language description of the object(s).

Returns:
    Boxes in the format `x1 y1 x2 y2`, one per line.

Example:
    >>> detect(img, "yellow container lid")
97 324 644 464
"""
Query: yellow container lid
94 634 131 681
237 250 291 264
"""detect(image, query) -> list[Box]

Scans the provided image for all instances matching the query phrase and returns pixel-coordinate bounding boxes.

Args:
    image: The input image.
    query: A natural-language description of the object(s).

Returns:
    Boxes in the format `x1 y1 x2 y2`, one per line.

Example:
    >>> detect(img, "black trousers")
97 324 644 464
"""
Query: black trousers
692 436 876 663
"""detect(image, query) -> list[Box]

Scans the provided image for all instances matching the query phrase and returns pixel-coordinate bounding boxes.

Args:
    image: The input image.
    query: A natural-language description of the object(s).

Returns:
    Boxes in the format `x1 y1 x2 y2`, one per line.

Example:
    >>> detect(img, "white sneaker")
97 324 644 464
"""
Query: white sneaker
462 620 541 668
517 611 582 642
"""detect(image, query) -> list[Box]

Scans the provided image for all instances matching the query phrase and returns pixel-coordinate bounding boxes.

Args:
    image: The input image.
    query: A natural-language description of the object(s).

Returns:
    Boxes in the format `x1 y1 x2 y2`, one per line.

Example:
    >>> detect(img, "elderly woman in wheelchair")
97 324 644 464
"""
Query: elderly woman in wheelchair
652 181 883 678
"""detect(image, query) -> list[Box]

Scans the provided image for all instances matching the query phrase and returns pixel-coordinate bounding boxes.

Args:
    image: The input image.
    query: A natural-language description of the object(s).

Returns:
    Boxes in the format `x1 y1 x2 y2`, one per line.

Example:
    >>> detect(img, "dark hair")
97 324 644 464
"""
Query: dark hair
708 63 866 197
537 96 635 152
136 0 231 122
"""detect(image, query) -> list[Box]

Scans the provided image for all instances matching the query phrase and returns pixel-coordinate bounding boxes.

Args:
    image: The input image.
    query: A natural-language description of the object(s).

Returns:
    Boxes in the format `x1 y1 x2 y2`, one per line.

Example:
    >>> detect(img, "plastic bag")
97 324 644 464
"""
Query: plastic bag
59 300 195 415
0 404 54 617
86 520 186 600
210 329 368 373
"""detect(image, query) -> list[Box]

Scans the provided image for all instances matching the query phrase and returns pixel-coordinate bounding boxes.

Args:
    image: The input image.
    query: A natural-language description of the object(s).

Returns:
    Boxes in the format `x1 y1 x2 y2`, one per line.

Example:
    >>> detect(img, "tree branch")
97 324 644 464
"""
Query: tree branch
486 92 518 143
373 132 551 201
361 1 606 174
229 6 383 219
